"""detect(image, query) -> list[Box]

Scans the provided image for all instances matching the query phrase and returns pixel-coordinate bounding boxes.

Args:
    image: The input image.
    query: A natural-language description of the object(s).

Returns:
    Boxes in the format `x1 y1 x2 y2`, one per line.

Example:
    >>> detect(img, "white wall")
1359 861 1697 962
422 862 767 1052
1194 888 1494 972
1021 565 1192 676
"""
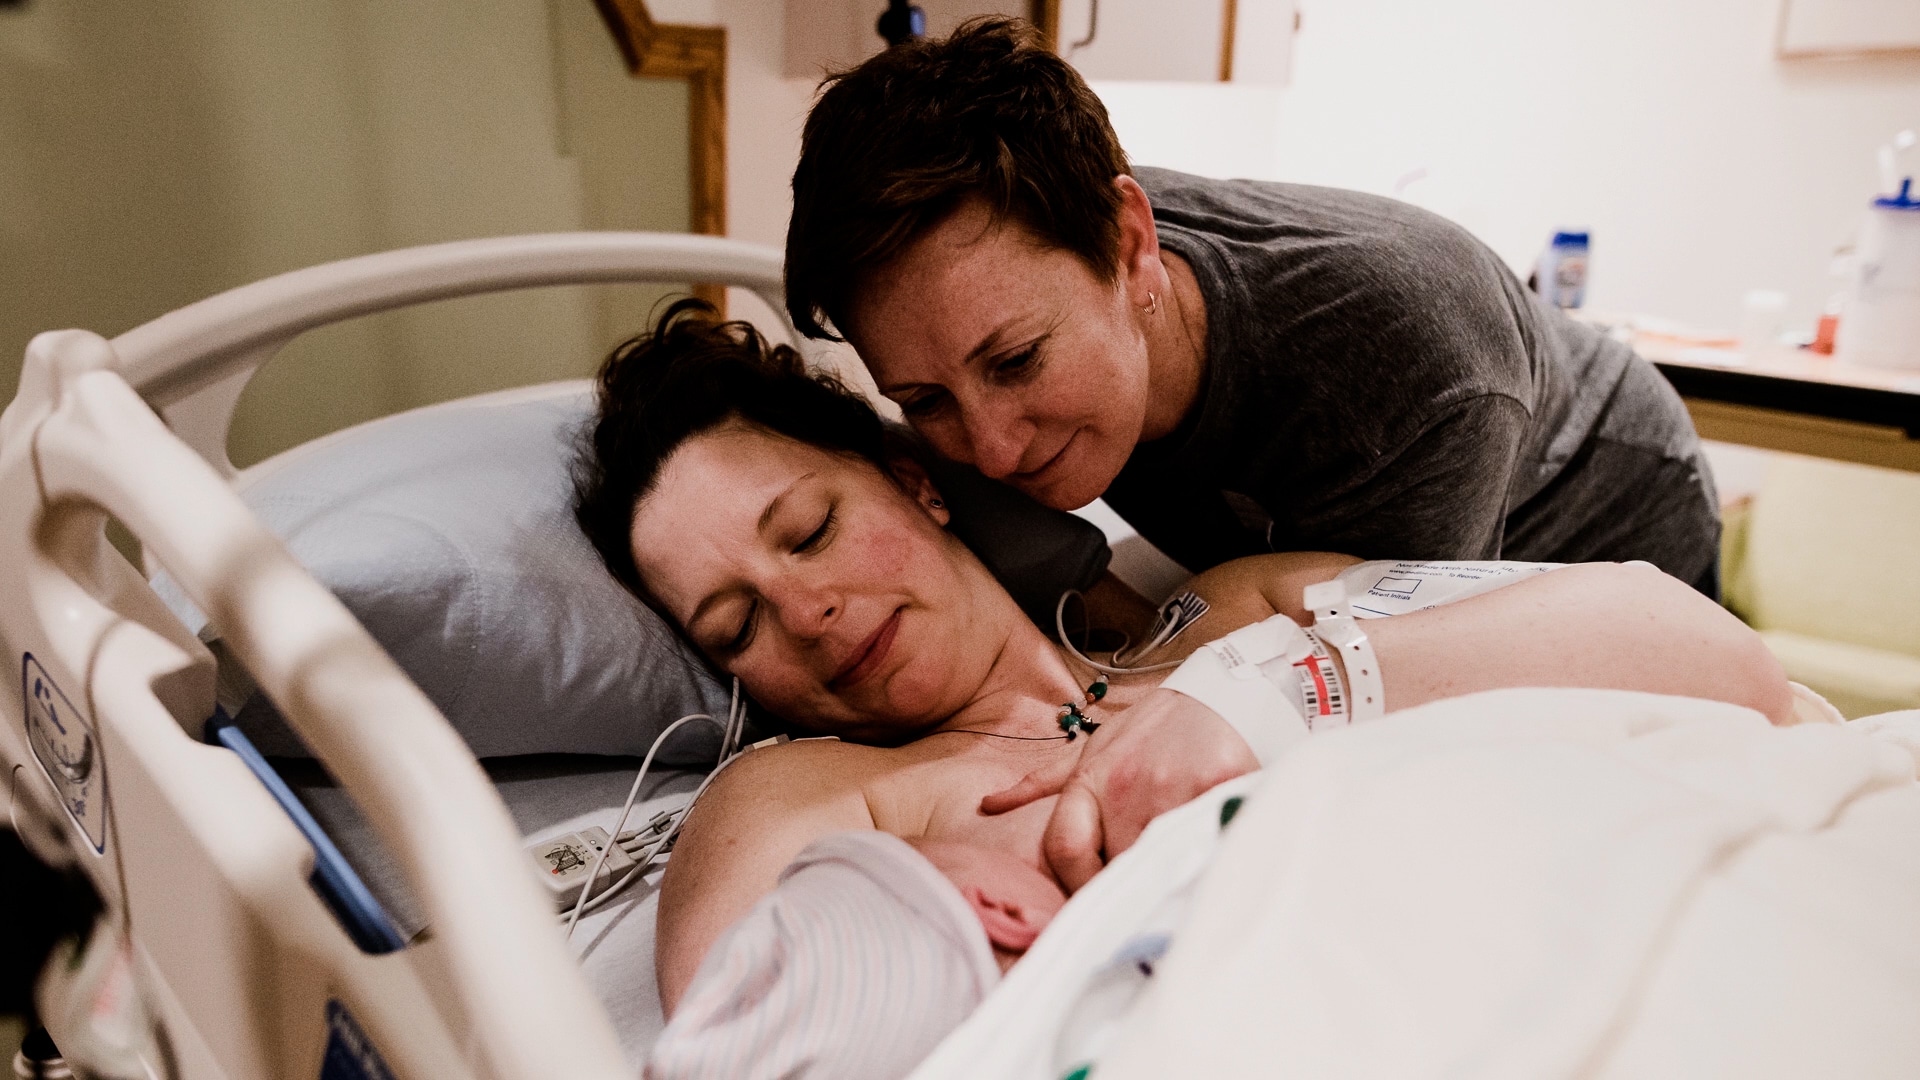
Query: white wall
1096 0 1920 334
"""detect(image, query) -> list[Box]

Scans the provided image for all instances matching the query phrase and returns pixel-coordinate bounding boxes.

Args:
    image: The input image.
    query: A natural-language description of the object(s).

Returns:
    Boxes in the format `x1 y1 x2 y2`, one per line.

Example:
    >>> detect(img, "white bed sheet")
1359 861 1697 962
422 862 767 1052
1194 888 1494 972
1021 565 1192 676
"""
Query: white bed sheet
913 690 1920 1080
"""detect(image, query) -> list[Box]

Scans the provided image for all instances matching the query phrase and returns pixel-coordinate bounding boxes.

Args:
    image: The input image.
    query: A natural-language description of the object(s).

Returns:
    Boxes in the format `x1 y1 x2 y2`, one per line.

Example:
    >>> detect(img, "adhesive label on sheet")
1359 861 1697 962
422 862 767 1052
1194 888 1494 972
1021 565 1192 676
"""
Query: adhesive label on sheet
22 653 106 853
321 1000 396 1080
1334 561 1565 619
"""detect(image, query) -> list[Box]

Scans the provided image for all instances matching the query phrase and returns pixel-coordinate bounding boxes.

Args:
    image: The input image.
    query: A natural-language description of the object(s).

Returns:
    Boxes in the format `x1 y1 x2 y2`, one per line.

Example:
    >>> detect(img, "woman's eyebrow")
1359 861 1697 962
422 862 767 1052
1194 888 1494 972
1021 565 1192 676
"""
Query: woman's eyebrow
874 317 1023 396
758 471 816 534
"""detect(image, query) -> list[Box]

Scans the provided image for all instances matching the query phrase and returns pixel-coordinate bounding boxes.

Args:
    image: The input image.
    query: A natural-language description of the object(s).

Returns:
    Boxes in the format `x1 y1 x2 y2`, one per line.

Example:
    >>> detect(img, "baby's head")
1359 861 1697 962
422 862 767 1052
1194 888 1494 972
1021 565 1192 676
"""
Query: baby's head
911 838 1068 971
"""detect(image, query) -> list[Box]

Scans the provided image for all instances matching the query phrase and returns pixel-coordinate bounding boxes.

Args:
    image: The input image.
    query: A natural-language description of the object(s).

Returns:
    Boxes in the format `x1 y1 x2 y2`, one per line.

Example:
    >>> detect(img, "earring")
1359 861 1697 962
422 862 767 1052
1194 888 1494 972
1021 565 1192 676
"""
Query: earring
929 497 946 509
1144 291 1161 317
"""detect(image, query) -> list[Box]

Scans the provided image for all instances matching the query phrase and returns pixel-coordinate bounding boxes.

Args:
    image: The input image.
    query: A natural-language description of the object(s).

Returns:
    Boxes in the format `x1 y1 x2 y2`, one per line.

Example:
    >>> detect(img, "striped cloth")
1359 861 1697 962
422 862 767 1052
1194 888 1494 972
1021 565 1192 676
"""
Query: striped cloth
647 831 1001 1080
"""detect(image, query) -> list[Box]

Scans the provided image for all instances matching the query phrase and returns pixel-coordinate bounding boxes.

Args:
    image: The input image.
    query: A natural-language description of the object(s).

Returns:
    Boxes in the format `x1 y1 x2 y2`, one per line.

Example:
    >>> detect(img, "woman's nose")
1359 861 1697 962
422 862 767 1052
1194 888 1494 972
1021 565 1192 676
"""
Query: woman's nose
765 577 842 638
960 394 1034 480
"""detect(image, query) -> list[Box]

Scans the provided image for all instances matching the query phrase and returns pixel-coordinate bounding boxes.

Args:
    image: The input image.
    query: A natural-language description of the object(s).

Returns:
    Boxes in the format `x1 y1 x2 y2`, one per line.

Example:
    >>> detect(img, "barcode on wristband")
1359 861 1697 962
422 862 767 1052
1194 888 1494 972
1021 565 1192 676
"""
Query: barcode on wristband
1294 651 1346 729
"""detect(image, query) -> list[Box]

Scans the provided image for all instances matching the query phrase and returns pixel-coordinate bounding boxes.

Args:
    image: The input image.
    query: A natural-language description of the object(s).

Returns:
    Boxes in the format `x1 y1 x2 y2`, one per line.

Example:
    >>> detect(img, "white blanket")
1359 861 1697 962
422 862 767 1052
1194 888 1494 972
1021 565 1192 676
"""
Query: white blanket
914 688 1920 1079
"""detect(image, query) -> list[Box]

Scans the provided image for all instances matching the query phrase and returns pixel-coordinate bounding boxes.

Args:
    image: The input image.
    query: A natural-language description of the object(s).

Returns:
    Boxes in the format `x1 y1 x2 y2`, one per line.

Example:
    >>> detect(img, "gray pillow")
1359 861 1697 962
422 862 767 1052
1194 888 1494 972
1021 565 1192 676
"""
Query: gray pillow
152 384 1112 766
154 385 731 766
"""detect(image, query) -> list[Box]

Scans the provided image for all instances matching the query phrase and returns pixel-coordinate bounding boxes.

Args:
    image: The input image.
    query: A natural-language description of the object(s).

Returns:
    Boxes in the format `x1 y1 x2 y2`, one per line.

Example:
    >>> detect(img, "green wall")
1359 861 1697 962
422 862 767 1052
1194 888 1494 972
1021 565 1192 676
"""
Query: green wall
1 0 693 466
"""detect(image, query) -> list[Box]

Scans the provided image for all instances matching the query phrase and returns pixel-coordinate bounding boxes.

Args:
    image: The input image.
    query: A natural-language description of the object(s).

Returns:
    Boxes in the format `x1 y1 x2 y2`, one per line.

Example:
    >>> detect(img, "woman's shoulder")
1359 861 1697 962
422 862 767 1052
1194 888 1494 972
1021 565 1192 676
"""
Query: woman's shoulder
1179 551 1365 629
702 736 890 807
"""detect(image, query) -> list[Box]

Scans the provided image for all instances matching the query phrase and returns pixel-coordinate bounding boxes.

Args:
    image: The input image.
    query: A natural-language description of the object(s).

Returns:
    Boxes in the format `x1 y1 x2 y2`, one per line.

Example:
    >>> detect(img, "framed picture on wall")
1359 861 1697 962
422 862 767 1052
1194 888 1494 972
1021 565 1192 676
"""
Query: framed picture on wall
1778 0 1920 58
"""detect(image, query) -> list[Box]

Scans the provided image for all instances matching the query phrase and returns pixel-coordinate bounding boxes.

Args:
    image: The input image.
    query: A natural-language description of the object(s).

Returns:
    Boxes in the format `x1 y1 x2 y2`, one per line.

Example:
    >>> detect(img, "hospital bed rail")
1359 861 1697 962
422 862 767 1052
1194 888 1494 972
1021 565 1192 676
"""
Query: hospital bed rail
0 234 795 1080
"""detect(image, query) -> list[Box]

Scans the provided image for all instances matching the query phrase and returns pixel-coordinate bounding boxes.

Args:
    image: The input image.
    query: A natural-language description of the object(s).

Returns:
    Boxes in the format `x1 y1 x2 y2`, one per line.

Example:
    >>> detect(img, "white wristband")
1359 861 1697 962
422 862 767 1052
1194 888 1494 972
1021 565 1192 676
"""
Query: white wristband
1160 615 1312 766
1303 579 1385 722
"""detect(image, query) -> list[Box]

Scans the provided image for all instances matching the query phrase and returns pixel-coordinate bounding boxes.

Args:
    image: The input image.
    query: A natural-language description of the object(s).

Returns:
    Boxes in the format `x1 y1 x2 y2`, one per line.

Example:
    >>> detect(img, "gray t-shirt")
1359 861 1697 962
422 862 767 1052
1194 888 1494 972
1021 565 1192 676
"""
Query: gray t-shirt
1106 168 1719 592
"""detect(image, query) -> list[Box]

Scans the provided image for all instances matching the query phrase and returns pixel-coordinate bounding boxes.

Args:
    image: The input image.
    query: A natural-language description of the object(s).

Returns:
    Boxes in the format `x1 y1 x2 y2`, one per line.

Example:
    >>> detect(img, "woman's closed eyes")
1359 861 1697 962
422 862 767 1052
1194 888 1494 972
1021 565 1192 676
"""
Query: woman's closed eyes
718 506 839 654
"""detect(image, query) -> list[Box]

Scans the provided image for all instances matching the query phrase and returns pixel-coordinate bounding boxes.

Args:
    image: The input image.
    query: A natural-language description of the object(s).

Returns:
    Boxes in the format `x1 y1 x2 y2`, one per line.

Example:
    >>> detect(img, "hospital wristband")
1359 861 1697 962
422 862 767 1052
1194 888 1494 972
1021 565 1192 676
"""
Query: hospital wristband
1160 615 1313 766
1304 579 1385 722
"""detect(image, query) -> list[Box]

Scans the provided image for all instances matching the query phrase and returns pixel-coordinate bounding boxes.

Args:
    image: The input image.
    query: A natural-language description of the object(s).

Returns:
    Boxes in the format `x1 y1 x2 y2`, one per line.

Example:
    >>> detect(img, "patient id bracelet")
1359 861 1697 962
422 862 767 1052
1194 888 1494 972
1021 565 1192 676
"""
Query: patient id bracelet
1292 632 1348 731
1304 579 1386 723
1160 615 1314 766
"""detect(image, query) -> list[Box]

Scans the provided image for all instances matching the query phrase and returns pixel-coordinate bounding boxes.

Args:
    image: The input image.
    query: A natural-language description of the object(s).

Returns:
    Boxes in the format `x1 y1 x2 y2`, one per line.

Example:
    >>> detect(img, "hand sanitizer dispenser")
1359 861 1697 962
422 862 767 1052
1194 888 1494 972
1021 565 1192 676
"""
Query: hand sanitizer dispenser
1836 132 1920 372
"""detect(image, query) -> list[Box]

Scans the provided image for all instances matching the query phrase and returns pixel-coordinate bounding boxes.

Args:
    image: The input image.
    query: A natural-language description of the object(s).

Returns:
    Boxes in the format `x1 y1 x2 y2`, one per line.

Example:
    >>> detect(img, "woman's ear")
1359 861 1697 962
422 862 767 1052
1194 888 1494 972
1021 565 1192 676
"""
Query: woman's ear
1112 174 1168 309
885 453 951 526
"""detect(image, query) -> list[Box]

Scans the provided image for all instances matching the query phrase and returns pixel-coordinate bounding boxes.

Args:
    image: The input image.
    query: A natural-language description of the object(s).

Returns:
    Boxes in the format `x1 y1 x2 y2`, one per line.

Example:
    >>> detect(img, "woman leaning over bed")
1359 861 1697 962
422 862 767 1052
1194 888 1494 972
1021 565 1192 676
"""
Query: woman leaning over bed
572 301 1791 1016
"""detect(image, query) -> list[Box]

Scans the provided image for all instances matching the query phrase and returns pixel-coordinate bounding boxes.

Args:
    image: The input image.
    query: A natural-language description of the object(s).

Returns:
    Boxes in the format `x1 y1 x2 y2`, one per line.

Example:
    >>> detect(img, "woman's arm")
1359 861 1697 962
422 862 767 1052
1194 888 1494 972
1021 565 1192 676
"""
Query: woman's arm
1362 561 1792 723
994 557 1792 890
1176 555 1787 723
655 739 876 1014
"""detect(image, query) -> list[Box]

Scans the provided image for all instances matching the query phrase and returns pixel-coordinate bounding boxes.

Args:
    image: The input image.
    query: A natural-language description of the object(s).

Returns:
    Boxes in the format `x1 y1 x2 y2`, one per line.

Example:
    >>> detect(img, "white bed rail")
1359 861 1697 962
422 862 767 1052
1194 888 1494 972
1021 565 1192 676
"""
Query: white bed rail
0 233 795 1080
115 232 794 475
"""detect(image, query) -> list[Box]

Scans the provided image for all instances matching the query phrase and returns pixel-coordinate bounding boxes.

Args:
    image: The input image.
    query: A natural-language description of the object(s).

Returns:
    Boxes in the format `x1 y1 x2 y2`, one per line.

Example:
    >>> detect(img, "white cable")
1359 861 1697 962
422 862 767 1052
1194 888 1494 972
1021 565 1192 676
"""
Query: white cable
564 678 750 937
717 677 744 760
566 748 745 924
564 711 721 939
1054 590 1183 676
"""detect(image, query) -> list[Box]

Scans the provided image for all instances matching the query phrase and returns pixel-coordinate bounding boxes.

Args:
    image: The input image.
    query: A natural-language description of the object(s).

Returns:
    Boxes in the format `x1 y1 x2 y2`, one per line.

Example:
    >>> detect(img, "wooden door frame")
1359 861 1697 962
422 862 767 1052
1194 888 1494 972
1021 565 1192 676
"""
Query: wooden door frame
592 0 728 309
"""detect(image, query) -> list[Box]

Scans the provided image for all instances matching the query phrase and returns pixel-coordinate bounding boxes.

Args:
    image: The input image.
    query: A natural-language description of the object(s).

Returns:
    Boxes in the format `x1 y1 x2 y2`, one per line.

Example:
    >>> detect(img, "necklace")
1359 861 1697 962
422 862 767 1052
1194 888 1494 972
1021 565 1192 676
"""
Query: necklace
1055 673 1108 740
936 673 1111 744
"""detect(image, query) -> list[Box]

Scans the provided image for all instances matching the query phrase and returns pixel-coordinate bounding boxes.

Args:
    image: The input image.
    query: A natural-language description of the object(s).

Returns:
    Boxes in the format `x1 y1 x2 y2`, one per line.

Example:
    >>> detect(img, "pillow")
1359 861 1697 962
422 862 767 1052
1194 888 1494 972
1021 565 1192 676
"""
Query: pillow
152 383 1112 764
153 384 731 765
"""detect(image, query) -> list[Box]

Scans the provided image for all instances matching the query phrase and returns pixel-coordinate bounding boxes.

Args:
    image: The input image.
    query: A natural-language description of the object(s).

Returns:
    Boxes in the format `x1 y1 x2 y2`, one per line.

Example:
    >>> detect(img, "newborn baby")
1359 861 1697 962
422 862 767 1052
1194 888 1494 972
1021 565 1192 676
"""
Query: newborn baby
647 778 1251 1080
645 831 1063 1080
910 839 1068 973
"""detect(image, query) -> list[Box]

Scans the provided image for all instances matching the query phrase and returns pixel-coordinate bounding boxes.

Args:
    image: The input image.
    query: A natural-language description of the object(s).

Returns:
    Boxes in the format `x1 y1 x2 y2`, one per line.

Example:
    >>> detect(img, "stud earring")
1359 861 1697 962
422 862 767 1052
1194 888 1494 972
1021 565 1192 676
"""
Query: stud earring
1144 291 1161 317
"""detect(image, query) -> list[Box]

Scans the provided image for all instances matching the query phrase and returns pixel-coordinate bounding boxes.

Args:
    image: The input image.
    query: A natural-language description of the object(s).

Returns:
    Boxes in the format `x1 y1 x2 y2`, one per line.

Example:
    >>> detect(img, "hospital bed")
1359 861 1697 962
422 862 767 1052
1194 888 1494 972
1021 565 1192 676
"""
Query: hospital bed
0 234 804 1080
10 233 1920 1080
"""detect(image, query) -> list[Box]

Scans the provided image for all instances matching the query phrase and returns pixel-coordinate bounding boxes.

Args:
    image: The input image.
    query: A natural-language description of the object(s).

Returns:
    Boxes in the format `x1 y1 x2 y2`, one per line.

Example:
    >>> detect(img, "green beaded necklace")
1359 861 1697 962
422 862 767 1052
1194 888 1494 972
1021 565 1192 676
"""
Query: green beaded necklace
1056 674 1109 740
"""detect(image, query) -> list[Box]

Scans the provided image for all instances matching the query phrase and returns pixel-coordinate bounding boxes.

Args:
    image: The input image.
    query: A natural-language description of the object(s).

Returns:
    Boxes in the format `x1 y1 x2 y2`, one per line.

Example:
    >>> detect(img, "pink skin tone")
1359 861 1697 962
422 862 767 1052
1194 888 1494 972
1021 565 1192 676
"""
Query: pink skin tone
843 177 1209 512
628 420 1085 744
911 838 1067 973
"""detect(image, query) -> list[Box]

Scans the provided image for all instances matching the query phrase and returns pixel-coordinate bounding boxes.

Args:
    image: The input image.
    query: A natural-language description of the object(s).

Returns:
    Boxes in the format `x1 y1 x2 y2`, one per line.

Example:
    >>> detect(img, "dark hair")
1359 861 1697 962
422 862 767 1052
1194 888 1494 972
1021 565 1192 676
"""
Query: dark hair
573 298 894 606
785 17 1132 341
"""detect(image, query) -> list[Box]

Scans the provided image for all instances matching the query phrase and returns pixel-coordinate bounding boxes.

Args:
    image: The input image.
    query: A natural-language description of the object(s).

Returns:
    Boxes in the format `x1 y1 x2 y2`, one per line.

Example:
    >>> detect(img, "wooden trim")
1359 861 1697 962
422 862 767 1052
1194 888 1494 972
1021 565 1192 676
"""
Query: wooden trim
1774 0 1920 58
1030 0 1062 50
593 0 728 311
1776 44 1920 59
1682 399 1920 474
1219 0 1238 81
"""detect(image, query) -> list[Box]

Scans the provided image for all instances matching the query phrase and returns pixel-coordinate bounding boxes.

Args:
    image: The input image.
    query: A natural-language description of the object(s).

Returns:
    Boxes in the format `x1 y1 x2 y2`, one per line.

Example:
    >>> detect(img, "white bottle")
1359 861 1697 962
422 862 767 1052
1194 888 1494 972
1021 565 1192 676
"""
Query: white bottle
1535 230 1590 309
1835 177 1920 372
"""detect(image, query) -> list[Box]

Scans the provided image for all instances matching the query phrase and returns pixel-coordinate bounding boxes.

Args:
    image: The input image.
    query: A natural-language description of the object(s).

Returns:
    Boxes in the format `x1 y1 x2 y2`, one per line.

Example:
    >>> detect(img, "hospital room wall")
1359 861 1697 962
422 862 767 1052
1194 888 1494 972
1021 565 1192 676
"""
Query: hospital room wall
0 0 693 467
1093 0 1920 335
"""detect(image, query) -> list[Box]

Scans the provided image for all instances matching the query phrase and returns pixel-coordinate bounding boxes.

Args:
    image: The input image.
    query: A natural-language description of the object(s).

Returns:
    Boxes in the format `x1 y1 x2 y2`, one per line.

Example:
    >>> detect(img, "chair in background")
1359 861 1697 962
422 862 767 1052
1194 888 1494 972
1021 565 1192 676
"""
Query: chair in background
1722 455 1920 718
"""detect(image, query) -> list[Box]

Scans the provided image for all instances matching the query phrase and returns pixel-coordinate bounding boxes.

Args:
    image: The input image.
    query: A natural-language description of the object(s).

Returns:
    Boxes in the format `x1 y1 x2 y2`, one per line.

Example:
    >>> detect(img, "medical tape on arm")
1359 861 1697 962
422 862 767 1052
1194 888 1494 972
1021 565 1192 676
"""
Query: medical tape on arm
1159 615 1315 766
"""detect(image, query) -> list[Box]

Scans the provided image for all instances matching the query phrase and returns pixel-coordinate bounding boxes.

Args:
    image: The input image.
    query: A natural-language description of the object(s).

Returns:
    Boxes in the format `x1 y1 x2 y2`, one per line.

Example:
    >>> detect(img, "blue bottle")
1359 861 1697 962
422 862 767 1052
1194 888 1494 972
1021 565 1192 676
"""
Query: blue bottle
1536 230 1590 309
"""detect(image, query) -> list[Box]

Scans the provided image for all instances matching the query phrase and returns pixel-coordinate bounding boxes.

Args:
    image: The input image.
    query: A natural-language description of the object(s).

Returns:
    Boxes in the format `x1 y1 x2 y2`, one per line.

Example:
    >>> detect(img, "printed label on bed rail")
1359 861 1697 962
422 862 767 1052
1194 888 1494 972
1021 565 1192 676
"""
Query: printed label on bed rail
23 653 106 853
321 1000 396 1080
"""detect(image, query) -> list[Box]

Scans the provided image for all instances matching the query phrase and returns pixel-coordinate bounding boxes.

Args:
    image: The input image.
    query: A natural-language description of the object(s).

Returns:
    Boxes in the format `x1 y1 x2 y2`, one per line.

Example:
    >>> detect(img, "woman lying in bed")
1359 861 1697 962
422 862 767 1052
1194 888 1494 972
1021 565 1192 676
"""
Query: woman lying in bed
571 301 1792 1016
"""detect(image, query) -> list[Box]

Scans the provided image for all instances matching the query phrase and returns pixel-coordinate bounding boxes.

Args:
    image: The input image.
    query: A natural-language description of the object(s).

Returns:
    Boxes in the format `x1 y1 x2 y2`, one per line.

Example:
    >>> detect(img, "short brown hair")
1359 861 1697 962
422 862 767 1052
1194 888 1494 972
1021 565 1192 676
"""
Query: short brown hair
785 17 1132 341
